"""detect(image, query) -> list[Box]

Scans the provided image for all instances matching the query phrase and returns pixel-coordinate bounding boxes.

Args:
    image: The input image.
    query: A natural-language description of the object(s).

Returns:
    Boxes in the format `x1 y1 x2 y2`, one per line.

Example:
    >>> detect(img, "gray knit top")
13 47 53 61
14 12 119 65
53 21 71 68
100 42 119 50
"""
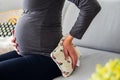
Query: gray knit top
14 0 101 56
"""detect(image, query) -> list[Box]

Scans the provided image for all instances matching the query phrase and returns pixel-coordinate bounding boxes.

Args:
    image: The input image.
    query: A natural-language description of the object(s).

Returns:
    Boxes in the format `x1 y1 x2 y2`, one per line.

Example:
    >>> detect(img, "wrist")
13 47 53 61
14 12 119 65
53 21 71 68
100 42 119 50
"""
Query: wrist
64 34 74 43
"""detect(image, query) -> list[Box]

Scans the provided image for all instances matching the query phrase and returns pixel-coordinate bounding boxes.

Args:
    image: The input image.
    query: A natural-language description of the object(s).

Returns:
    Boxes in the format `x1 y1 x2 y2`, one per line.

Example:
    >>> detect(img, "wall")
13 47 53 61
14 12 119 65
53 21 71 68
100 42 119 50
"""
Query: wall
0 0 22 12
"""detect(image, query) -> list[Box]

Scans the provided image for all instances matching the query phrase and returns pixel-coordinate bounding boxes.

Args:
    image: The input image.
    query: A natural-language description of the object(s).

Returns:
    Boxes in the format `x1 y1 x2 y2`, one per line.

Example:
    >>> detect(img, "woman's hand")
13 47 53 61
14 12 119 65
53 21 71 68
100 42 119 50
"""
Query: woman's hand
63 34 78 70
11 30 19 53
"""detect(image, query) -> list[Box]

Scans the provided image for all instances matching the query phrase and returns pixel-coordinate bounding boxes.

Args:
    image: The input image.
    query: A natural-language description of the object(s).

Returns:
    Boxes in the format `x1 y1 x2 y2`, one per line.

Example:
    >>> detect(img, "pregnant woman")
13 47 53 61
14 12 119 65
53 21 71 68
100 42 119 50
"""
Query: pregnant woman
0 0 101 80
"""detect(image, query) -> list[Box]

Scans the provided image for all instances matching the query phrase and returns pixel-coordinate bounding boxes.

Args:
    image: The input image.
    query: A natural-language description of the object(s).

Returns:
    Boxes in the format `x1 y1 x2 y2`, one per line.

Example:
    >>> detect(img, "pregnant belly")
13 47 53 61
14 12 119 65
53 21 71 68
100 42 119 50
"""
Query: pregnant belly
14 16 62 55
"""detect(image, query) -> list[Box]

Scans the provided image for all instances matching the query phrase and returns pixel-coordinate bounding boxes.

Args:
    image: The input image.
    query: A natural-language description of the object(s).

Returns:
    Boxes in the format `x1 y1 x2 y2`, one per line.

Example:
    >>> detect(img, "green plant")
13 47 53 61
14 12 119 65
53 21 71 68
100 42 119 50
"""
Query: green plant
89 59 120 80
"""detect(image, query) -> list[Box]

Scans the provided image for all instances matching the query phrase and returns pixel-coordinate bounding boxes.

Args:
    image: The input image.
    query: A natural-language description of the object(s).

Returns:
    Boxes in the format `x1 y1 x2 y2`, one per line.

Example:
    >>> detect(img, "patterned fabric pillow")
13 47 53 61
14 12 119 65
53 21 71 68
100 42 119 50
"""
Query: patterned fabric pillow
0 9 22 37
50 36 81 77
0 16 18 37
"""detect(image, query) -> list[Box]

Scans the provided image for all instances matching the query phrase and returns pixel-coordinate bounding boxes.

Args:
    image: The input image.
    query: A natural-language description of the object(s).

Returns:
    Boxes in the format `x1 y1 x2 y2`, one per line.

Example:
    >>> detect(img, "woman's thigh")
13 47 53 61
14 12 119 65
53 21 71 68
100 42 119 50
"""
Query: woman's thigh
0 54 61 80
0 50 21 62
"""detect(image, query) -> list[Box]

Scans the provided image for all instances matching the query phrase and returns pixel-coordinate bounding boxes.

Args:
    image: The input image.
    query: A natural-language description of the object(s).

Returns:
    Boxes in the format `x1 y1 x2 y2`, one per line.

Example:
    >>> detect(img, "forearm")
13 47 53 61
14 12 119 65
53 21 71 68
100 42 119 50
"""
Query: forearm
68 0 101 39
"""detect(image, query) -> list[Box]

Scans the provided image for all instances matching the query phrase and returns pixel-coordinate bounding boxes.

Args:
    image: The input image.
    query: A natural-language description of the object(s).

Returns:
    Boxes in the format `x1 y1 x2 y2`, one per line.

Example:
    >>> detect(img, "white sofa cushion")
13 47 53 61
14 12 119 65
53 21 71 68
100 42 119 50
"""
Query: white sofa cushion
54 47 120 80
62 0 120 53
0 37 14 55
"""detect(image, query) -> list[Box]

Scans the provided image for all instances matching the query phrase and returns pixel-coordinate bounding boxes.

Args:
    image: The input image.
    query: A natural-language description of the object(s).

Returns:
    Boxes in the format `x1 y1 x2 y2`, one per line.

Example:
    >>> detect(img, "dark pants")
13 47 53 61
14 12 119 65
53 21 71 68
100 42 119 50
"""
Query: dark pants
0 51 61 80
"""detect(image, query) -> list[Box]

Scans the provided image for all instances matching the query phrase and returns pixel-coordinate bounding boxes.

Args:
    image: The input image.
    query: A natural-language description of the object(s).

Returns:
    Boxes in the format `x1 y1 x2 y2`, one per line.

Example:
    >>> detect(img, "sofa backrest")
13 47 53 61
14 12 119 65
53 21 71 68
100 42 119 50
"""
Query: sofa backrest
0 0 120 53
62 0 120 53
0 0 22 12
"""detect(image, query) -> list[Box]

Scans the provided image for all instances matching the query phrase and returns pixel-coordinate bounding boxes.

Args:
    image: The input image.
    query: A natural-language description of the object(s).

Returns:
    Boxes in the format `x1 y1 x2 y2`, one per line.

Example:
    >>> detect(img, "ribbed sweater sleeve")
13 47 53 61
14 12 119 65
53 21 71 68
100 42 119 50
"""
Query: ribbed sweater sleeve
68 0 101 39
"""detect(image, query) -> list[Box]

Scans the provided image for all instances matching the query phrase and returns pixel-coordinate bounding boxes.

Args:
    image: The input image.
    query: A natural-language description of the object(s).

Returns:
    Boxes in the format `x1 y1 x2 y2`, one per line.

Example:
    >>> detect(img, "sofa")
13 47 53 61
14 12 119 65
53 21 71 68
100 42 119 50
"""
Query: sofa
0 0 120 80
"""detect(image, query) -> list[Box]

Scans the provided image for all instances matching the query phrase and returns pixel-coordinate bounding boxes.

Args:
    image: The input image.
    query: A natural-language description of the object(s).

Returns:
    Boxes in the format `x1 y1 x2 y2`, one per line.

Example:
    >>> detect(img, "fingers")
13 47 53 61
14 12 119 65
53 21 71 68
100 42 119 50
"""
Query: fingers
11 37 16 43
11 30 19 53
63 47 69 60
64 46 77 70
69 50 77 70
12 42 19 52
62 37 77 70
13 44 19 53
12 42 18 47
14 46 19 52
11 30 15 43
67 46 78 70
72 56 77 70
11 30 14 36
